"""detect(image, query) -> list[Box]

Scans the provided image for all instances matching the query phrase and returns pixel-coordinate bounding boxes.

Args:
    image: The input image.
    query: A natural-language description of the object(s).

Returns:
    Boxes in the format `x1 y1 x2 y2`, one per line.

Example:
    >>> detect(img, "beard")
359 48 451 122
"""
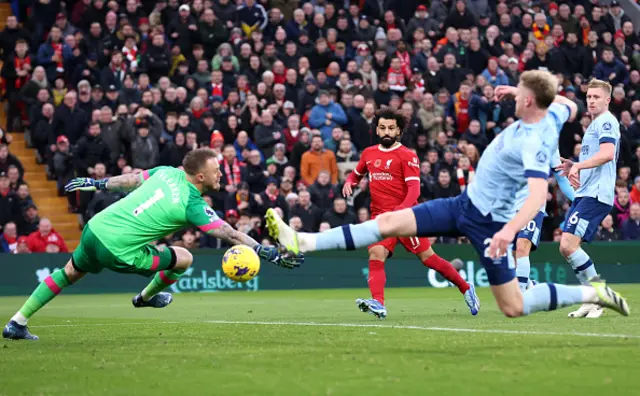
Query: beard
380 135 397 148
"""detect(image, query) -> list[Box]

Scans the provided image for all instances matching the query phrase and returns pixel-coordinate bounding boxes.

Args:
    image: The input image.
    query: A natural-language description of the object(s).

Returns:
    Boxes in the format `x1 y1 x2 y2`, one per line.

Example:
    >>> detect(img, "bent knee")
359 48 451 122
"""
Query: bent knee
171 247 194 270
559 237 579 258
498 302 524 318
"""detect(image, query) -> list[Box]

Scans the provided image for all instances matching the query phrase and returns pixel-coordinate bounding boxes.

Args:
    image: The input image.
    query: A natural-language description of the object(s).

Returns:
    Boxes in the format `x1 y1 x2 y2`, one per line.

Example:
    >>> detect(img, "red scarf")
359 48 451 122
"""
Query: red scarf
554 33 565 48
211 83 223 97
14 55 31 89
222 158 242 186
3 235 16 245
273 69 287 85
265 188 279 202
532 24 550 41
396 50 411 72
191 108 205 119
52 43 64 71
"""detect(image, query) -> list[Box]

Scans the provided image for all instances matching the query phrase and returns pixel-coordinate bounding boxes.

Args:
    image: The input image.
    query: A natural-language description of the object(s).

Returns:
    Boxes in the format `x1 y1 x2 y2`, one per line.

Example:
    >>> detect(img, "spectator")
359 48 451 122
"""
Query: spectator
52 135 74 194
219 144 247 191
255 177 288 218
52 91 89 144
0 171 14 227
0 221 18 253
622 203 640 240
612 188 631 228
0 144 24 177
290 189 323 232
446 80 487 137
631 176 640 204
26 217 68 253
596 214 621 242
254 110 284 158
308 90 348 140
308 170 337 210
300 134 338 186
322 197 357 228
74 122 111 177
36 26 72 82
3 38 31 131
429 169 461 199
593 47 629 87
129 120 160 170
15 236 29 254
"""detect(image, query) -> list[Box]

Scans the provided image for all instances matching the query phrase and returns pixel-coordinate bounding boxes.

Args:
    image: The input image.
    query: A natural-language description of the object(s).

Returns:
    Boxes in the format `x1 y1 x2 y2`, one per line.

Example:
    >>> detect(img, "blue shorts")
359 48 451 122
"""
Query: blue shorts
514 211 545 251
562 197 612 243
411 191 515 286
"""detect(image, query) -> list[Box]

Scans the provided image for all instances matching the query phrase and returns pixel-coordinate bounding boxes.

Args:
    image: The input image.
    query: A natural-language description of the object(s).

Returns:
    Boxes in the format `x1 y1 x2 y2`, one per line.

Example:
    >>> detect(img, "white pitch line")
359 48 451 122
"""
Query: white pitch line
29 320 640 339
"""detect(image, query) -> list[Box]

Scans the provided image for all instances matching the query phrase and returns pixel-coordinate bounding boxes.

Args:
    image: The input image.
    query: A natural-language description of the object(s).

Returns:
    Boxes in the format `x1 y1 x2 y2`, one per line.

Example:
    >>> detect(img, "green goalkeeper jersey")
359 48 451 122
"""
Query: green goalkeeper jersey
88 167 222 262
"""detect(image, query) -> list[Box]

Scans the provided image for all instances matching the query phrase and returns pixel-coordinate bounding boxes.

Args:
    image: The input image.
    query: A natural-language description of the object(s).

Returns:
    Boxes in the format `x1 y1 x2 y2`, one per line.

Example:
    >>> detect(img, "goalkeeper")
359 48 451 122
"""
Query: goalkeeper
3 148 304 340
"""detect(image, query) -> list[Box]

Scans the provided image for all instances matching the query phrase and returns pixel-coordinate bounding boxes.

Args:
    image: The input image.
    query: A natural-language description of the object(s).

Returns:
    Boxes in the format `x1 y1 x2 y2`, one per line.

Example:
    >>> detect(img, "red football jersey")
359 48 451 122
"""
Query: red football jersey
353 144 421 217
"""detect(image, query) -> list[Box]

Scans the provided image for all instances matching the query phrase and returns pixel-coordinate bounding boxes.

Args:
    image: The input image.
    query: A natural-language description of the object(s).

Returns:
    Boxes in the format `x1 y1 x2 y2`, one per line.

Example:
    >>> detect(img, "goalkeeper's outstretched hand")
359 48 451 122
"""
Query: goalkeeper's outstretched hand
254 244 304 269
64 178 107 192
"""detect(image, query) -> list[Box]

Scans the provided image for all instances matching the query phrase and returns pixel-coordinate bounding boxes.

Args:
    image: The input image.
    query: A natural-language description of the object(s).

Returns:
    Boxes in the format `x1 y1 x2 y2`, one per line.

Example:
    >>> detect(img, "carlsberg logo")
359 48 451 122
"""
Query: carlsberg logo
169 266 259 293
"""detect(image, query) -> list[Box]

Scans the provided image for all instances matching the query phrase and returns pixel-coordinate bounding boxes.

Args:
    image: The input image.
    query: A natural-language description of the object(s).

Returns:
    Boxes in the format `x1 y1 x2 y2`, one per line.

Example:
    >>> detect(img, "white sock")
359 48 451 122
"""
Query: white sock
11 312 28 326
515 256 531 293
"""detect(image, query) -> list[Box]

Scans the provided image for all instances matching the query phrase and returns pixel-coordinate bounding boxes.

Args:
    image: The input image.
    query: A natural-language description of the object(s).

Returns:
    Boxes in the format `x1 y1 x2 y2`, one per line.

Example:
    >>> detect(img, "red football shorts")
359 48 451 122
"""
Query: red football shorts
368 236 431 257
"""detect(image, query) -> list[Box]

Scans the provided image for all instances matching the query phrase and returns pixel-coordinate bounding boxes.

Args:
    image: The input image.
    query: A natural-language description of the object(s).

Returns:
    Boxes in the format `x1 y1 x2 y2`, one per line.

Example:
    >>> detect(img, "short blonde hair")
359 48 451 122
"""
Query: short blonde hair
520 70 557 109
587 78 612 96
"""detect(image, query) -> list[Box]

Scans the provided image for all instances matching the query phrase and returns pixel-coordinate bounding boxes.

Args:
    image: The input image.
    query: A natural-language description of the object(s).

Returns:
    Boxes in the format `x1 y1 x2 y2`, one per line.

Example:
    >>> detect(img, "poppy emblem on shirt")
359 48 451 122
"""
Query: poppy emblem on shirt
374 159 381 168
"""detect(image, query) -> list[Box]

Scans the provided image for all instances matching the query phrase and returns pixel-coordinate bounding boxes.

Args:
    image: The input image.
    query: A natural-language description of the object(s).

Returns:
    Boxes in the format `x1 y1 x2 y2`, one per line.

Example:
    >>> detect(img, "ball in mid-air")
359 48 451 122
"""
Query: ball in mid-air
222 245 260 282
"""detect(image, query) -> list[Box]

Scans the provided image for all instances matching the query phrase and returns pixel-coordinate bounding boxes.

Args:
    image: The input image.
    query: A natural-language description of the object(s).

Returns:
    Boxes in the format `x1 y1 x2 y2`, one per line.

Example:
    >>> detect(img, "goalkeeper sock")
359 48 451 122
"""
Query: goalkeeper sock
141 269 186 301
12 269 70 325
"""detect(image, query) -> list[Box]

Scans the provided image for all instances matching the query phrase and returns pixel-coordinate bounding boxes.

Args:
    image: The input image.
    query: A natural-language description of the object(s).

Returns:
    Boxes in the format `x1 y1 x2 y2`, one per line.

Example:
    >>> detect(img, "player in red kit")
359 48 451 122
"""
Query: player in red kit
343 109 480 319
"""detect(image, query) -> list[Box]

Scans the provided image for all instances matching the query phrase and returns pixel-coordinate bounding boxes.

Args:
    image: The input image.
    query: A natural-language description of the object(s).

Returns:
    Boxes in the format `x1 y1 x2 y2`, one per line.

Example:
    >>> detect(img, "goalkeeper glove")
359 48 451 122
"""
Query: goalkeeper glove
64 178 109 192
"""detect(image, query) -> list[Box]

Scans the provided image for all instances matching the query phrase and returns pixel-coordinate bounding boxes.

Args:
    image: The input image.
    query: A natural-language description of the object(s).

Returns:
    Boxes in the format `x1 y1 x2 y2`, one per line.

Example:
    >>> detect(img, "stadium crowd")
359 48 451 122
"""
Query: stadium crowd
1 0 640 254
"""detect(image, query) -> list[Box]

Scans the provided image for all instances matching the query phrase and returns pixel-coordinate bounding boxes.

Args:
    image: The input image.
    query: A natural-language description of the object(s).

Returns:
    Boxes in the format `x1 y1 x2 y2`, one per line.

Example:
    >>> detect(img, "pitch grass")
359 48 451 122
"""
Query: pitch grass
1 287 640 396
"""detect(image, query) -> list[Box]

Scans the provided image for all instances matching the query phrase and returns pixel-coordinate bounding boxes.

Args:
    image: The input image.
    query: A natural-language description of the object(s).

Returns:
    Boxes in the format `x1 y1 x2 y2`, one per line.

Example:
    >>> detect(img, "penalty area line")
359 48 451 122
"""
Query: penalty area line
31 320 640 339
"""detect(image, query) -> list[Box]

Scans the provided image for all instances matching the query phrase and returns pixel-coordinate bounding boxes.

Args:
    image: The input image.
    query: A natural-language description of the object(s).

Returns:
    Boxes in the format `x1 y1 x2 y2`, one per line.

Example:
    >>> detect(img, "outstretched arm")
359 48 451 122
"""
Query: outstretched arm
65 169 155 193
205 221 260 248
191 207 303 269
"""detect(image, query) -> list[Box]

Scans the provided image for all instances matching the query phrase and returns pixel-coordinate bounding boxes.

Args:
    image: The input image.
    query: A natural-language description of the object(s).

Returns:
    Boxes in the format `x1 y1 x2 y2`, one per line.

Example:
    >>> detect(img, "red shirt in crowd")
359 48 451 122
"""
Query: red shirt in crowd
27 229 68 253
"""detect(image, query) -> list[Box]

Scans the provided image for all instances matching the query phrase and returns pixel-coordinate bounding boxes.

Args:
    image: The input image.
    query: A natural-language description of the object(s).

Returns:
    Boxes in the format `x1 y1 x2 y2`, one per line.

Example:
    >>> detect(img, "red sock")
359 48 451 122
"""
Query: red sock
422 254 469 294
368 260 386 305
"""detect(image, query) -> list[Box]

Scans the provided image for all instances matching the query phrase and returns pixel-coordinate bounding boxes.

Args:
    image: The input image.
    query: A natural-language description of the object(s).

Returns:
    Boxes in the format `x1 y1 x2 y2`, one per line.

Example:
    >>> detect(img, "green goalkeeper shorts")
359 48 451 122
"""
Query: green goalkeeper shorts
72 225 176 277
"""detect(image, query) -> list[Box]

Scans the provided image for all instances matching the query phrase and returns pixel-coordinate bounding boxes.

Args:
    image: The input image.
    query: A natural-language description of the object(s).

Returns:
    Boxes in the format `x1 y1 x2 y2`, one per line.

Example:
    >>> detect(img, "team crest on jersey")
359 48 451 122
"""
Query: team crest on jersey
603 122 612 131
374 159 382 168
536 151 547 163
384 159 393 169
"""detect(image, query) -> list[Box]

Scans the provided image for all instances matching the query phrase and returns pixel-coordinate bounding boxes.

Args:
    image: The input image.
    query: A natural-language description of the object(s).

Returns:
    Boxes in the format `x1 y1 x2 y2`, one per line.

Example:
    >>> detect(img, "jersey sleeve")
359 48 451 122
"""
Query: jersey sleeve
401 151 421 182
522 135 551 179
185 196 225 233
596 117 619 145
353 150 368 177
139 166 171 183
548 103 571 131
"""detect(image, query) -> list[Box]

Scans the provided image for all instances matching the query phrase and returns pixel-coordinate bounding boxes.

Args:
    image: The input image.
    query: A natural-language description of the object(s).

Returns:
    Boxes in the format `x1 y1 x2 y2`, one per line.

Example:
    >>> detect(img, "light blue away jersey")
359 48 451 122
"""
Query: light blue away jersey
575 111 619 206
512 150 565 214
467 103 571 223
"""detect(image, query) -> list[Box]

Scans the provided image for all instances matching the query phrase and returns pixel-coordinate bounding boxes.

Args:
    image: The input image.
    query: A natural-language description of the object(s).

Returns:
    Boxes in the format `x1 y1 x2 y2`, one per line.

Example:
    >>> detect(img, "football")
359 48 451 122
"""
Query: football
222 245 261 282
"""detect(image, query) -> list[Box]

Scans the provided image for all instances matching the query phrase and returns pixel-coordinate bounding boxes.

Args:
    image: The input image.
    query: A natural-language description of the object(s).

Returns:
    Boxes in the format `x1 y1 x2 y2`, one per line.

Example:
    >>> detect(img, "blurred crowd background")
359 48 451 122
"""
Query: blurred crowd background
1 0 640 254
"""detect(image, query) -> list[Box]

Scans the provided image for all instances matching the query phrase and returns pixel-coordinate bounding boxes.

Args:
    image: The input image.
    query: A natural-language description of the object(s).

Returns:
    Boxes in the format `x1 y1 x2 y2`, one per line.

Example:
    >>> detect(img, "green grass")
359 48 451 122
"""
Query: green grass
1 287 640 396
